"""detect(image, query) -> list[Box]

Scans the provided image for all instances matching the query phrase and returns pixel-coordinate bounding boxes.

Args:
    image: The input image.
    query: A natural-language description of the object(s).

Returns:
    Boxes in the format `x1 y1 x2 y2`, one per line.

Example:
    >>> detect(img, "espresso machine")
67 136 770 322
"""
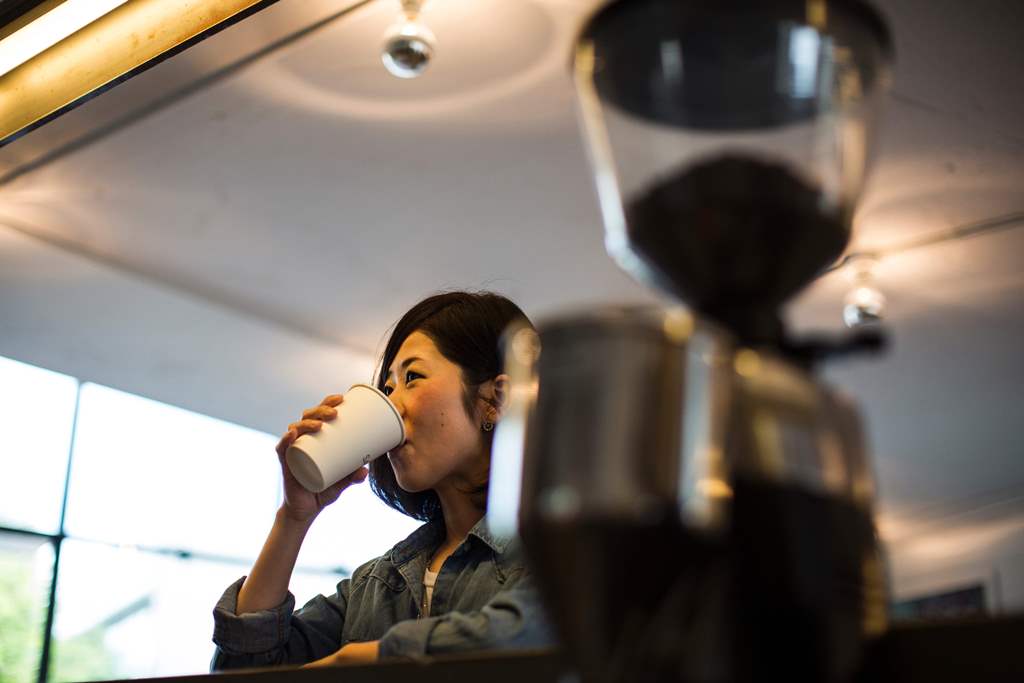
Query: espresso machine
488 1 893 681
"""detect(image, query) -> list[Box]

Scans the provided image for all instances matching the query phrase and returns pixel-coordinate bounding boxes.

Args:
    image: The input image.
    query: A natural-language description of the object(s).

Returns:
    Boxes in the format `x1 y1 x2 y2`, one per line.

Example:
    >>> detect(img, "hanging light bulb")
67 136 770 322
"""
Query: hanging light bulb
843 285 885 327
381 0 435 79
842 254 886 328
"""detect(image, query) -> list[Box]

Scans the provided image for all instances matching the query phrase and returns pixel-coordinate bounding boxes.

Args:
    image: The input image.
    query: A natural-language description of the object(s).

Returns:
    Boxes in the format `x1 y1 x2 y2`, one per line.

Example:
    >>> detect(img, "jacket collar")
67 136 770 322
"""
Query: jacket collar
388 515 511 566
388 520 443 566
468 516 511 554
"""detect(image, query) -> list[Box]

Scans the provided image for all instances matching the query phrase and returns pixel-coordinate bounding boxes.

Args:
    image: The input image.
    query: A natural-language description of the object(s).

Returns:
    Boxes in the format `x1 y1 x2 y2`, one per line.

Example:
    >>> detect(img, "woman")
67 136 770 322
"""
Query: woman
211 291 553 668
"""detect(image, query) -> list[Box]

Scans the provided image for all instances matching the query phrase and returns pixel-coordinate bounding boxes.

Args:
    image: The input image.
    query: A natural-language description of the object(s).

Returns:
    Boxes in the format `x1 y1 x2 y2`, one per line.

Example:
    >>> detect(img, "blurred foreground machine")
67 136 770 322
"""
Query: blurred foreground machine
490 1 897 681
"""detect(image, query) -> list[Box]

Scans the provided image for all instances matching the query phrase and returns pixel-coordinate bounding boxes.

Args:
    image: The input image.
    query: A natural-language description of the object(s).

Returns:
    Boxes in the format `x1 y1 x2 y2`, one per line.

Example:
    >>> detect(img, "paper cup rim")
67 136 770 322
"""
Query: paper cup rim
348 383 405 442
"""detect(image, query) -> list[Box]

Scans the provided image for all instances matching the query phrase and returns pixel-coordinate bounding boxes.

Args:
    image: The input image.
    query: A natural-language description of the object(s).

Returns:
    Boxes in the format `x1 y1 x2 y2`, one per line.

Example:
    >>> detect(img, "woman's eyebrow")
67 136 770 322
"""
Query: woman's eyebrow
387 356 424 380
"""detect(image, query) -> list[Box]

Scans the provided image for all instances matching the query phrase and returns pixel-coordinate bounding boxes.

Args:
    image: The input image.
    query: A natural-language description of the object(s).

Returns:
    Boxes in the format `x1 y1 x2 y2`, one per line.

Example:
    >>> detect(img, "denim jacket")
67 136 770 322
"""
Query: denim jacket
210 517 555 669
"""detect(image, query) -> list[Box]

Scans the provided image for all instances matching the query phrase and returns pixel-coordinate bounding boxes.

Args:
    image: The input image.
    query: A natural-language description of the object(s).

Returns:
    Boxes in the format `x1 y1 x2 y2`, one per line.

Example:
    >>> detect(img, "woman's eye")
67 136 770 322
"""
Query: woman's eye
383 372 421 395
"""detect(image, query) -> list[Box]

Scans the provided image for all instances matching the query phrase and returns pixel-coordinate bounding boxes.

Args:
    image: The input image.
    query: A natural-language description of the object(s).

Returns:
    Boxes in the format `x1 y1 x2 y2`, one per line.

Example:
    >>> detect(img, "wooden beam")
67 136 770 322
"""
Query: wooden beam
0 0 280 144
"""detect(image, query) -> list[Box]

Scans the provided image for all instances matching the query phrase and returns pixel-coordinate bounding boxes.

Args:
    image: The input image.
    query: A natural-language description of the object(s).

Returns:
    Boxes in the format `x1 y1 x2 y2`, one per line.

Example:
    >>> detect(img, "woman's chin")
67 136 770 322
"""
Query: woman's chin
394 473 432 493
388 451 438 493
390 462 425 493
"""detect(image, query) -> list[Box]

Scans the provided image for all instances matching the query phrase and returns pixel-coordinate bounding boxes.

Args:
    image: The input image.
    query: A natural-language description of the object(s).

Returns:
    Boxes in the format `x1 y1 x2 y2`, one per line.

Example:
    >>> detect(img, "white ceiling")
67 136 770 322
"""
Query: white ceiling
1 0 1022 588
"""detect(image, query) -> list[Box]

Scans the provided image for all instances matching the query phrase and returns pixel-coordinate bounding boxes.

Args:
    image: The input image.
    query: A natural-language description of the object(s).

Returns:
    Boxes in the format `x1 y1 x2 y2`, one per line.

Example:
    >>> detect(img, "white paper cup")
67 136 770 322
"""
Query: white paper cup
285 384 405 493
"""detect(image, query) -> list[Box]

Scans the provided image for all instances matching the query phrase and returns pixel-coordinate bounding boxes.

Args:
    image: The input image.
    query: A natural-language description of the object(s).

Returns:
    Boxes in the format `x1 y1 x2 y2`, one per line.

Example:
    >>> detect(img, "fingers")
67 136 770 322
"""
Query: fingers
346 466 369 485
288 418 324 435
280 396 343 447
275 394 343 460
323 467 368 497
275 429 296 459
335 466 369 490
302 405 338 421
275 419 323 458
313 467 368 509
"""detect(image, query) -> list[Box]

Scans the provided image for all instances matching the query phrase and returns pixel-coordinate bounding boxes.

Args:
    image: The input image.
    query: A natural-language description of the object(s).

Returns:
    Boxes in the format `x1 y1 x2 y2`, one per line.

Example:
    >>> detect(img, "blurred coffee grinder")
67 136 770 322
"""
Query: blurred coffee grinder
488 1 894 681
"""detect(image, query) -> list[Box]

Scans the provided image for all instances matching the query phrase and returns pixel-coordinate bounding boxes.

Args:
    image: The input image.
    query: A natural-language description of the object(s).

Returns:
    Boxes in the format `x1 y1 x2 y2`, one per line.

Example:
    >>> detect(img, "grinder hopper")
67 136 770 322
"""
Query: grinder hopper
573 0 892 345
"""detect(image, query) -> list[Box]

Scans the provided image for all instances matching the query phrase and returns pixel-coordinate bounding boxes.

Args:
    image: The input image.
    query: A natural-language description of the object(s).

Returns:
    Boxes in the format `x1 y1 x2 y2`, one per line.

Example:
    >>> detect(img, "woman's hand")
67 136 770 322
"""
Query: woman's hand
300 641 380 668
275 394 369 522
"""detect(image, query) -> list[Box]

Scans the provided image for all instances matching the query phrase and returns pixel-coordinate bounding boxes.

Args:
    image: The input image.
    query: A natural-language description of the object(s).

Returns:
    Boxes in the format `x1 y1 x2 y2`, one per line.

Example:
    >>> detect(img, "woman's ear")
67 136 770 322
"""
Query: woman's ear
479 374 511 422
491 373 510 419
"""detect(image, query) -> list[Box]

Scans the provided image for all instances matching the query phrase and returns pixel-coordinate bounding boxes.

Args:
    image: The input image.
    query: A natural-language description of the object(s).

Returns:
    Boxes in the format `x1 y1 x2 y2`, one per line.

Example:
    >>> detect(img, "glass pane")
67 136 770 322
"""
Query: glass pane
50 539 254 681
296 479 421 572
0 532 54 683
289 568 349 614
0 356 78 534
64 383 279 560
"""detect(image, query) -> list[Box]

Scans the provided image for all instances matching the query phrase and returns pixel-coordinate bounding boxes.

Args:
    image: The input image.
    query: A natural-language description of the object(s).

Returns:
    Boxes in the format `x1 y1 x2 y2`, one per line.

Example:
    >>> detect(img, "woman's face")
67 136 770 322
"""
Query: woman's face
382 331 490 493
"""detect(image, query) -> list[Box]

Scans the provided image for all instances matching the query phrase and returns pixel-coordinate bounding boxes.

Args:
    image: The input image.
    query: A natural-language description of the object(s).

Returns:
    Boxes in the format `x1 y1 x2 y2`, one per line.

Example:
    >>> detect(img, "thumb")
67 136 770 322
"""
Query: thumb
326 466 369 497
343 466 370 487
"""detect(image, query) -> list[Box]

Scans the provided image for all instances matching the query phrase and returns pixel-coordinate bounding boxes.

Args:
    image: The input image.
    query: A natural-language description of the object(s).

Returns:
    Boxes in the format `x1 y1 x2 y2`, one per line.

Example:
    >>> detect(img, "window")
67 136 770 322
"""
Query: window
63 383 281 559
0 357 77 535
0 355 420 682
50 540 251 680
297 480 421 574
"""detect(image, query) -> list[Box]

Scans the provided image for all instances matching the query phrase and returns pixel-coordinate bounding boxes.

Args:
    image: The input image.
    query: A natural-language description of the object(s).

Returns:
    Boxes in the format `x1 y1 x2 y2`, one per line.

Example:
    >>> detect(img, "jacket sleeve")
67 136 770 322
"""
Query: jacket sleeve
209 574 353 670
377 575 557 660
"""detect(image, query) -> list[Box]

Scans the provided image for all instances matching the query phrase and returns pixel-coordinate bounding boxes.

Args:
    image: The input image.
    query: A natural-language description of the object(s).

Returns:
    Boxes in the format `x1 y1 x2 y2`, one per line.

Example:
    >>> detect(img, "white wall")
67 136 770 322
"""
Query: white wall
885 514 1024 614
0 225 375 435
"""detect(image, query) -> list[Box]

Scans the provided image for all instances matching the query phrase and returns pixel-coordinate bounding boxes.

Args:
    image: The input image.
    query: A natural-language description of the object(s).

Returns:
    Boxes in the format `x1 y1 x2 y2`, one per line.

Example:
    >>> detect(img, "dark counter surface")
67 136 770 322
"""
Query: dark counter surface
94 616 1023 683
857 614 1024 682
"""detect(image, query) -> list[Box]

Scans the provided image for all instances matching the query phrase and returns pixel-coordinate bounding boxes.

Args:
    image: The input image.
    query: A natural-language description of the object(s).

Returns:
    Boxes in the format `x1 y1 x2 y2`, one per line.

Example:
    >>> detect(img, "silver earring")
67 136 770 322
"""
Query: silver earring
482 421 494 432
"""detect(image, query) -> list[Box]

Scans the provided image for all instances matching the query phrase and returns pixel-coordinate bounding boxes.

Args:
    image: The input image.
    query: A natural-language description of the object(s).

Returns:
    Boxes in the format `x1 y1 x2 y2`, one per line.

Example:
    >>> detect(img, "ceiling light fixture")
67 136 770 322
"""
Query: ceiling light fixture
0 0 130 78
842 254 885 328
824 211 1024 328
381 0 435 79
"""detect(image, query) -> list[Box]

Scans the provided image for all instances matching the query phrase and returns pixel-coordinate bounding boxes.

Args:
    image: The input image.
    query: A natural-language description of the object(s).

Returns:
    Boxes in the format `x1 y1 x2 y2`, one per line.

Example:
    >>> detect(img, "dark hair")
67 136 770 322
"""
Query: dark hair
369 291 533 522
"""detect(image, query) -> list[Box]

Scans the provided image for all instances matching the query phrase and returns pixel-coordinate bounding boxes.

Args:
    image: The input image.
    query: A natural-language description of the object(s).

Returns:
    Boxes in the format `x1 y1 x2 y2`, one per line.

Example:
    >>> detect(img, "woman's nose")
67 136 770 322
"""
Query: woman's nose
388 387 407 415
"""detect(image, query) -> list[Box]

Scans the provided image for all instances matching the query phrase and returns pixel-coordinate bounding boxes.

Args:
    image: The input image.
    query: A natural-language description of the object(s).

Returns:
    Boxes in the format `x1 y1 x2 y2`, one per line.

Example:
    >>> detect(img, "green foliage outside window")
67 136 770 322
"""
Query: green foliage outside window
0 558 45 683
0 558 116 683
49 629 117 683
